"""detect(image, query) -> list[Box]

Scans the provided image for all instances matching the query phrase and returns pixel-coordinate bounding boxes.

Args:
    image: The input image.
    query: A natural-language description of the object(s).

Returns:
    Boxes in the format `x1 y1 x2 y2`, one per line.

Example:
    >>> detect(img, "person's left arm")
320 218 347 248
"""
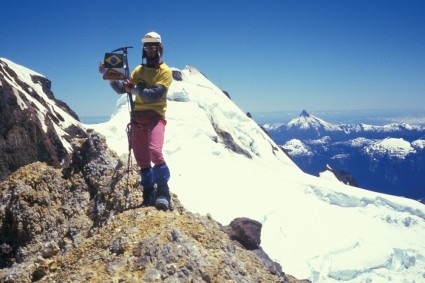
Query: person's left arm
131 69 173 102
131 84 167 102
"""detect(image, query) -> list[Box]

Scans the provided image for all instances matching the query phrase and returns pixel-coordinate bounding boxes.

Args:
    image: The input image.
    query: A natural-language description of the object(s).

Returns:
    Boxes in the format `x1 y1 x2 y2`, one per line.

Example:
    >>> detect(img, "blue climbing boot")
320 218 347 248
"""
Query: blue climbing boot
140 167 155 207
153 163 171 211
155 184 171 211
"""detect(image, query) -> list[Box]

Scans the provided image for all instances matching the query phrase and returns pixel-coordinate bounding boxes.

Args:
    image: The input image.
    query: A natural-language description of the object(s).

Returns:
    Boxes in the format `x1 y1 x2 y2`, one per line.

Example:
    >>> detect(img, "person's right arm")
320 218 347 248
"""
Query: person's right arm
99 61 132 94
109 80 128 94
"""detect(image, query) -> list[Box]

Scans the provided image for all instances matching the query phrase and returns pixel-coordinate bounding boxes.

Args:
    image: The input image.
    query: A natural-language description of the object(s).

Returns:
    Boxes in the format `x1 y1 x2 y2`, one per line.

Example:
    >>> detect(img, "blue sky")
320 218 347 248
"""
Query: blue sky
2 0 425 118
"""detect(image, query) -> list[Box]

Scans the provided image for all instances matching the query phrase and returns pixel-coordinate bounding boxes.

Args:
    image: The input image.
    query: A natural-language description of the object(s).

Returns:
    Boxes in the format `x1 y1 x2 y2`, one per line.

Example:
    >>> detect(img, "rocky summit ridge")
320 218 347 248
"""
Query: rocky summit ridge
0 135 299 282
0 58 306 282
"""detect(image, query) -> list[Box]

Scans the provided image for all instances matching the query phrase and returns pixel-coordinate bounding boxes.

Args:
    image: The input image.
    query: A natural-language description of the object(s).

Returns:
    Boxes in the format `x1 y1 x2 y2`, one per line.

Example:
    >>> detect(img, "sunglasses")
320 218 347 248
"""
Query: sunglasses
143 45 158 51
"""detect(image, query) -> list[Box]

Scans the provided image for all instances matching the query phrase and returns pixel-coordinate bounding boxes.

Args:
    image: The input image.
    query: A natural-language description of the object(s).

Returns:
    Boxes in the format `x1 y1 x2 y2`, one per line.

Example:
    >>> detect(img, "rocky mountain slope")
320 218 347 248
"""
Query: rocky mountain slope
1 160 293 282
0 58 85 181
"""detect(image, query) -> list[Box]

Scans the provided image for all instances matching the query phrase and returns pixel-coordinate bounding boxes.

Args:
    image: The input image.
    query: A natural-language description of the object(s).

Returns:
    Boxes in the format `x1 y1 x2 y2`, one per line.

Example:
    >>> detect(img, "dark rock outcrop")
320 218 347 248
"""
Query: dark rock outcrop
226 217 262 250
321 164 358 187
214 127 253 159
0 59 85 182
172 70 183 81
0 130 129 269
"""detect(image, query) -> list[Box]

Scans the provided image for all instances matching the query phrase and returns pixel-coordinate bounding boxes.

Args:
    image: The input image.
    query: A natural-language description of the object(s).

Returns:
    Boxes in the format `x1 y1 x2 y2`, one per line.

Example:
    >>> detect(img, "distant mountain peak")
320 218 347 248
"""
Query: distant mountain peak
286 110 338 135
300 110 310 117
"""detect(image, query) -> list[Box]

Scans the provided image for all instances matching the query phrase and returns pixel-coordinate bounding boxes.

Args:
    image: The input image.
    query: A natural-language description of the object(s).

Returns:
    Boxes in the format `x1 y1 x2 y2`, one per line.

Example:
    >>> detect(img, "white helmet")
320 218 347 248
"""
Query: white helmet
141 32 162 44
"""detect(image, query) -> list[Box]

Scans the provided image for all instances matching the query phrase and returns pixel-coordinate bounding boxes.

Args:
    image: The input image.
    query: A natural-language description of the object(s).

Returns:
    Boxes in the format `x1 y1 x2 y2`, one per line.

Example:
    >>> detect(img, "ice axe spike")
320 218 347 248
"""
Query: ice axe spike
111 46 134 53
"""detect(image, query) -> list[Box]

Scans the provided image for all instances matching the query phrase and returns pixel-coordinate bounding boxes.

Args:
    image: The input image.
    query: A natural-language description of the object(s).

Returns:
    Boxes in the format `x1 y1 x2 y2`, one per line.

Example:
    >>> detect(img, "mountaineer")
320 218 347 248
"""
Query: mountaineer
99 31 173 211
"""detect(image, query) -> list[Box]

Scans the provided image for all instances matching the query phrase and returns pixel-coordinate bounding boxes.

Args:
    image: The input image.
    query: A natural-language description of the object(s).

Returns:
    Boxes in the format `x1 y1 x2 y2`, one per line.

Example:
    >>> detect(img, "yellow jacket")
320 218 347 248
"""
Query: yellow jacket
130 62 173 116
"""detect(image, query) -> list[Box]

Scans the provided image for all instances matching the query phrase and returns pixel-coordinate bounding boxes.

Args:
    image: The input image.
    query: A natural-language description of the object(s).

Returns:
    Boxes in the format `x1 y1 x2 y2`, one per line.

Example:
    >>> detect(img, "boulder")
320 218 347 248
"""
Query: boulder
226 217 262 250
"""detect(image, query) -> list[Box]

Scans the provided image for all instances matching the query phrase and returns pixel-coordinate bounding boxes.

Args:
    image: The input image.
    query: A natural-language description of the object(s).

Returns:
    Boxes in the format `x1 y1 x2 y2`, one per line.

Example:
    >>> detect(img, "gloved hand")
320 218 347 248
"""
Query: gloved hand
130 83 147 96
98 61 105 73
123 79 134 93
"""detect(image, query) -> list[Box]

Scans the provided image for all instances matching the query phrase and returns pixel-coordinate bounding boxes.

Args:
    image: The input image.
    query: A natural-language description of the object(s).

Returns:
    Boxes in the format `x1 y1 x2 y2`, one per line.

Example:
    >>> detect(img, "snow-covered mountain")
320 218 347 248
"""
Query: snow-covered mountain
265 110 425 145
287 110 340 133
90 66 425 282
268 111 425 200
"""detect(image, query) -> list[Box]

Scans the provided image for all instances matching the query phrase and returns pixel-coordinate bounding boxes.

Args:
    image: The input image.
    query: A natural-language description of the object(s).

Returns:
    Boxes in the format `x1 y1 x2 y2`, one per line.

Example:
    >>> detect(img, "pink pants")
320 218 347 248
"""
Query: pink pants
130 111 166 169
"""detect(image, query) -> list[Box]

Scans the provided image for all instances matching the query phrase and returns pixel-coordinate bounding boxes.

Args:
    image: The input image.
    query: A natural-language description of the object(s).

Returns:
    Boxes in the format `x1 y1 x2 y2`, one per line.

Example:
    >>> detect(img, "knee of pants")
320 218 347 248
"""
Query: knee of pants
151 155 165 165
149 146 164 165
153 163 170 186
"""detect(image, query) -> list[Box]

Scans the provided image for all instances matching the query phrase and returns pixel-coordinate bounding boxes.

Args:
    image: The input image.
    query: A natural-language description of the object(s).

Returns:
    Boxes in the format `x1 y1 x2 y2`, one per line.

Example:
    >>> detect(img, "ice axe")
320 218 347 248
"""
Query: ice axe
103 46 135 208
